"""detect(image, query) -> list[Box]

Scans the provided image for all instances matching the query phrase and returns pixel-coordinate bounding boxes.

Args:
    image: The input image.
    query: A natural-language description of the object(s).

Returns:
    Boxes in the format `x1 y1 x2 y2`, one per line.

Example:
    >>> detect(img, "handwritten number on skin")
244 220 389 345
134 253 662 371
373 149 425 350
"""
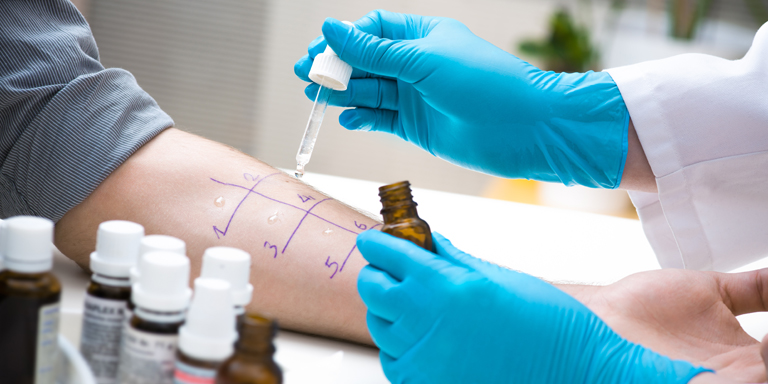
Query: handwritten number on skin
355 221 367 230
325 257 339 279
298 194 315 203
244 173 259 182
264 241 278 259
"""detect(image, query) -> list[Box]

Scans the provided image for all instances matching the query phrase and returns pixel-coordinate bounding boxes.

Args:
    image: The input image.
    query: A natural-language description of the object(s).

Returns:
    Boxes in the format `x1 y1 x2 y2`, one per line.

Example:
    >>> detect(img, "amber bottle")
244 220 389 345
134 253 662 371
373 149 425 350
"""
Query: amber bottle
216 313 282 384
379 181 434 251
0 216 61 384
117 252 191 384
80 220 144 383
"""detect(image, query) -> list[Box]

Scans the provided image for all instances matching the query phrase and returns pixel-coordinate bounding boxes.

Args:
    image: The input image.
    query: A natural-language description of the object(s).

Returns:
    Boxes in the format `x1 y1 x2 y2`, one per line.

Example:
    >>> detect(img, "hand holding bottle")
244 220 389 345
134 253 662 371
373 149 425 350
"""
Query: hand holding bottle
355 230 710 383
294 10 630 188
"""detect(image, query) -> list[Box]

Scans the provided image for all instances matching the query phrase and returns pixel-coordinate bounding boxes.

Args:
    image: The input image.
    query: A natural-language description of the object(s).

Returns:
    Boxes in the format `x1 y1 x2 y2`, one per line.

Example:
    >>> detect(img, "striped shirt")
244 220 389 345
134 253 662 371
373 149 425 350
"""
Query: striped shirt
0 0 173 222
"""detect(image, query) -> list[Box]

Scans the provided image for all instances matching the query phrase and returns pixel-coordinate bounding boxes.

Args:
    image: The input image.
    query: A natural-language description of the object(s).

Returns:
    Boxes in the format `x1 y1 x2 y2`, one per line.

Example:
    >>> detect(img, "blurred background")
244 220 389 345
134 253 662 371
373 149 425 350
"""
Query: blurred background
70 0 764 217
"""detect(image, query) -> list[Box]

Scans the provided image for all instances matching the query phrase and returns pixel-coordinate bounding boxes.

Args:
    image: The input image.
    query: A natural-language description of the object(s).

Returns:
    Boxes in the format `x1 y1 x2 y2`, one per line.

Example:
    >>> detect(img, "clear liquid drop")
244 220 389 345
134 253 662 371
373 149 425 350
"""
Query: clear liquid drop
267 213 279 224
214 196 225 207
323 229 333 236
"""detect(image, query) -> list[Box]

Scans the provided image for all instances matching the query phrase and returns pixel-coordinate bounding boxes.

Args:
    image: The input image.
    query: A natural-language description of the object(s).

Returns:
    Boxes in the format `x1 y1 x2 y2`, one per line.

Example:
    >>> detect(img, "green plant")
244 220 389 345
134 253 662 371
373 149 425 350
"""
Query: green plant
518 8 598 72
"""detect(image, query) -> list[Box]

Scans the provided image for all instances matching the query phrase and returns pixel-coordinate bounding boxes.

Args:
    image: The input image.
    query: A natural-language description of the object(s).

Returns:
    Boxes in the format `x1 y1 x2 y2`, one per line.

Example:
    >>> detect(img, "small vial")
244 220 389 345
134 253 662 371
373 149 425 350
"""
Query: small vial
215 313 283 384
0 216 61 384
117 251 192 384
200 247 254 321
127 235 187 318
129 234 187 285
80 220 144 384
174 278 237 384
378 181 434 251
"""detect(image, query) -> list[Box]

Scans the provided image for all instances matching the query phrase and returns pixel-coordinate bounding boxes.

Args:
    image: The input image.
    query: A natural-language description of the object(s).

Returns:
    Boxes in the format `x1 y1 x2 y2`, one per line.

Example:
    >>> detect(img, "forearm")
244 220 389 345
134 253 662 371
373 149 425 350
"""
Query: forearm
56 128 374 344
618 119 657 193
689 372 737 384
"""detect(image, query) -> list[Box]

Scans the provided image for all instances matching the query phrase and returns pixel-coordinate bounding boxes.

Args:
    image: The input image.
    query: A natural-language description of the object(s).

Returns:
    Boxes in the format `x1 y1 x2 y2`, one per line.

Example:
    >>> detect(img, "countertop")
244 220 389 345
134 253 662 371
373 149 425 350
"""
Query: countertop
54 171 768 383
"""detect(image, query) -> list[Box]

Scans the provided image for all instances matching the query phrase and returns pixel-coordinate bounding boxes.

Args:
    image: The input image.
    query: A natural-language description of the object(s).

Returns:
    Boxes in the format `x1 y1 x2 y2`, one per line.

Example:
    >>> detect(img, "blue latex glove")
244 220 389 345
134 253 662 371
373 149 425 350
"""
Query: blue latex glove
294 11 630 188
356 230 711 383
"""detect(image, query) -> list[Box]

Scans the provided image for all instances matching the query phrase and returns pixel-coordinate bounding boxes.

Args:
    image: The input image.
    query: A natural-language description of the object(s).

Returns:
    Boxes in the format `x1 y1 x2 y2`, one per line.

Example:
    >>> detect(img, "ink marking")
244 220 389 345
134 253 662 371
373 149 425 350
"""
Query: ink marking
325 257 339 279
298 194 315 203
264 242 278 259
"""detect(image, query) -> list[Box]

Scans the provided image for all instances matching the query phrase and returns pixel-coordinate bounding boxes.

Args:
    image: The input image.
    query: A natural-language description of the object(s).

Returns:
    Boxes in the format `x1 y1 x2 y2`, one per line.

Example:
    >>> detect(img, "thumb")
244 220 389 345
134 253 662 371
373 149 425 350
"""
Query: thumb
433 232 493 272
322 18 421 83
762 334 768 377
715 268 768 316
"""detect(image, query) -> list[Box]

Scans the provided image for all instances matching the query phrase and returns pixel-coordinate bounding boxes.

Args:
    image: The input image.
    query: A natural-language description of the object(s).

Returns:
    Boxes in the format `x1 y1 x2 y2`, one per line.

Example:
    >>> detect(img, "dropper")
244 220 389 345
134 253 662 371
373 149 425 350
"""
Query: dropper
295 21 354 179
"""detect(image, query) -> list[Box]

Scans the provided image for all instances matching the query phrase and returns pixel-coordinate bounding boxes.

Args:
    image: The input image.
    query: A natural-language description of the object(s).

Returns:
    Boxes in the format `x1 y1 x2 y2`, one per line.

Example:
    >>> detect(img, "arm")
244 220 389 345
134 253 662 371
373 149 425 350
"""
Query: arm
618 119 656 192
56 128 375 343
688 373 737 384
605 23 768 271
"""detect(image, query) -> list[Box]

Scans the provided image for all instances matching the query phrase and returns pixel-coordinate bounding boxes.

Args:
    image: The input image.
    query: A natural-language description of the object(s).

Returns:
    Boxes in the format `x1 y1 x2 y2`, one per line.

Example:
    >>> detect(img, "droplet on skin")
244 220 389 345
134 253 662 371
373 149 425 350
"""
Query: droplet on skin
214 196 225 207
267 213 279 224
323 229 333 236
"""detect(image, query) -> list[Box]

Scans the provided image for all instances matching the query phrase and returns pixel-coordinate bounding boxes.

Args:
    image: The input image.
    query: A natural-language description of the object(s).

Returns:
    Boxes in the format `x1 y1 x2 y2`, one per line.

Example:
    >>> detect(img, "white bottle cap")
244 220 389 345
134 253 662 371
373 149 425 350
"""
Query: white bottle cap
4 216 54 273
130 235 186 284
200 247 253 307
89 220 144 278
308 21 355 91
179 278 237 361
131 251 192 312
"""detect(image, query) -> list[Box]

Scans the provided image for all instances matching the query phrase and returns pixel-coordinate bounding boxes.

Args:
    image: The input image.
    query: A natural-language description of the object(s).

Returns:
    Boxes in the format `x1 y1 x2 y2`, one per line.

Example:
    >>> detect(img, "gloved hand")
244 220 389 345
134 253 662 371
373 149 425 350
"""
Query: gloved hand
294 10 630 188
356 230 711 383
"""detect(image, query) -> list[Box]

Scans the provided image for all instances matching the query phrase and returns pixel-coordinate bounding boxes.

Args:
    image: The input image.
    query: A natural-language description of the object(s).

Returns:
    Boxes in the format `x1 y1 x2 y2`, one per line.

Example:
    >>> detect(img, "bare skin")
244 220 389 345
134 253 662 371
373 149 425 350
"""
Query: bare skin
56 128 762 382
619 119 657 193
562 268 768 382
56 128 376 343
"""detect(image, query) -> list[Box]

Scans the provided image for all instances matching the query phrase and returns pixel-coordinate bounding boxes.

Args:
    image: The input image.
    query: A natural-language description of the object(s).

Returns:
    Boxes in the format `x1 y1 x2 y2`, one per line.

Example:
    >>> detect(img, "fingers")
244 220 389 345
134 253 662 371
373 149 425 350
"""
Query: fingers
304 78 398 110
339 108 398 134
321 18 422 82
761 334 768 374
353 10 419 40
307 35 327 58
294 54 313 82
356 230 446 281
367 312 411 358
358 265 403 322
433 232 479 269
715 268 768 316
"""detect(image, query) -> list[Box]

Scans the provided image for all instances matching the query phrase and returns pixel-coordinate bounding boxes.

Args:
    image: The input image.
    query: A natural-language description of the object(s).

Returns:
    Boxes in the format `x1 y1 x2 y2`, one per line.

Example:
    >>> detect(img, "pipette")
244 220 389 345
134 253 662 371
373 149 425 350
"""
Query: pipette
295 82 333 178
294 21 354 179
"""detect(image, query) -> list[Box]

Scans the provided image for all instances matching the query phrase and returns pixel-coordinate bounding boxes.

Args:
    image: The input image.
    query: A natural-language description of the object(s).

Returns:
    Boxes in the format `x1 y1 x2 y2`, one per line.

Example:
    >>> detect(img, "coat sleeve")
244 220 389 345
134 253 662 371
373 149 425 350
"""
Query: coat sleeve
0 0 173 222
605 23 768 272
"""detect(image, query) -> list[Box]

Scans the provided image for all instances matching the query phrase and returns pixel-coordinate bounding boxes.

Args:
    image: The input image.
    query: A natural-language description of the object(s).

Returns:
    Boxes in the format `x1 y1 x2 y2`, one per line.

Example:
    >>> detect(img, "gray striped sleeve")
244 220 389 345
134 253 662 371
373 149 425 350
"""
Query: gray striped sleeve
0 0 173 222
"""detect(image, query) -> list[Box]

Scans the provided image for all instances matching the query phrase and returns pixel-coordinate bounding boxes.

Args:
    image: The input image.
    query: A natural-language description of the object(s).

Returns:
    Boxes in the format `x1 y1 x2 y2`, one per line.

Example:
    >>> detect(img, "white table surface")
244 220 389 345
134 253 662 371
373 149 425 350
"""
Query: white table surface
55 171 768 383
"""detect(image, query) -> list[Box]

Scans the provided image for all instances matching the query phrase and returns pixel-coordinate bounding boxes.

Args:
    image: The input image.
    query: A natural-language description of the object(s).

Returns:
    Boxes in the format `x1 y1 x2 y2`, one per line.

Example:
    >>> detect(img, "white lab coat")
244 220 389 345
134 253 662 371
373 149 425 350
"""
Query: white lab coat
604 23 768 272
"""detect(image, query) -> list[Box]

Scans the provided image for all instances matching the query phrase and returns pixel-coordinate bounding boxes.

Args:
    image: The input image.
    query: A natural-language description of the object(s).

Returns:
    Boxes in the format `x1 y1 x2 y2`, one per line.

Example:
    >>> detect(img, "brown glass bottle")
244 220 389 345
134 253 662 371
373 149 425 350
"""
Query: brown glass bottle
80 277 131 381
216 313 282 384
379 181 434 251
0 270 61 384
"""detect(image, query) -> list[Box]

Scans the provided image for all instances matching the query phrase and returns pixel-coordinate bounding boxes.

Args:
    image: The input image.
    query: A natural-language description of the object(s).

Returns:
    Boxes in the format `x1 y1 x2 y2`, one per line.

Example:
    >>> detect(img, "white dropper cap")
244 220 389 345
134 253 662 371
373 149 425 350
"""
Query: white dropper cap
200 247 253 309
90 220 144 278
308 20 355 91
179 278 237 361
130 235 186 284
131 251 192 312
4 216 54 273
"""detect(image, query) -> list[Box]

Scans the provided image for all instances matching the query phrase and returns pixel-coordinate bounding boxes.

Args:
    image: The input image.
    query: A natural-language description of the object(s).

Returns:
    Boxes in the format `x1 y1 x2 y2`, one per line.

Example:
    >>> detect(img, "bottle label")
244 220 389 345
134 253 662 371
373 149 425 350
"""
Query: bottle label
80 293 128 384
117 325 178 384
34 302 59 384
174 360 216 384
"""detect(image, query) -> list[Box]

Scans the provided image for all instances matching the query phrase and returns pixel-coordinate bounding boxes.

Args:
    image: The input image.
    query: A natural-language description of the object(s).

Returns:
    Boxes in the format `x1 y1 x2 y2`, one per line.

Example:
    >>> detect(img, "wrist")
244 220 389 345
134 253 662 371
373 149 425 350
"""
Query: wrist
530 70 630 189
